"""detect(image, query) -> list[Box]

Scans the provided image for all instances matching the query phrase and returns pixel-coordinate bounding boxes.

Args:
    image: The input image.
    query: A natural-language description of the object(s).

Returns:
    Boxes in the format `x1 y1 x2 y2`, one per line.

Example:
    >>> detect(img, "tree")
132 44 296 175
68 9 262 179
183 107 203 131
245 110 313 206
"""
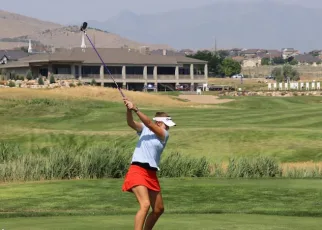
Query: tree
26 70 33 81
10 71 16 80
38 77 44 85
271 64 300 82
289 59 298 65
221 58 242 77
261 58 270 65
187 50 223 76
49 74 56 84
309 50 320 57
273 57 285 65
217 50 229 59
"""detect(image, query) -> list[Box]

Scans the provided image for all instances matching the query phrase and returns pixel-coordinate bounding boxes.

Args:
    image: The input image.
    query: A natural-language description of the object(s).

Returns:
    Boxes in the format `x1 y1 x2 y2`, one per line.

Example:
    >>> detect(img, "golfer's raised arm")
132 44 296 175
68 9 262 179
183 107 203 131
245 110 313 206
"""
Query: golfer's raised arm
133 109 166 141
126 108 143 132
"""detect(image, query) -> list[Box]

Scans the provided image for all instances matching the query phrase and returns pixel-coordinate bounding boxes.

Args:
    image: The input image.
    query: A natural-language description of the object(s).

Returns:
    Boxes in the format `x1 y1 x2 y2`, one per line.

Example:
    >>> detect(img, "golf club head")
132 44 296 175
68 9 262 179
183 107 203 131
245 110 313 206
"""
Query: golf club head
80 22 88 32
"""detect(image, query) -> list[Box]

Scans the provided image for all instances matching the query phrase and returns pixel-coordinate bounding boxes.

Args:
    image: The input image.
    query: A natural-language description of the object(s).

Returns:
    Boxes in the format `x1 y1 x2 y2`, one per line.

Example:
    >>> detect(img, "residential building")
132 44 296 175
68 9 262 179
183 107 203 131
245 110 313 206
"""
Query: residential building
240 49 266 58
294 54 321 65
0 50 29 65
281 48 299 59
0 47 208 91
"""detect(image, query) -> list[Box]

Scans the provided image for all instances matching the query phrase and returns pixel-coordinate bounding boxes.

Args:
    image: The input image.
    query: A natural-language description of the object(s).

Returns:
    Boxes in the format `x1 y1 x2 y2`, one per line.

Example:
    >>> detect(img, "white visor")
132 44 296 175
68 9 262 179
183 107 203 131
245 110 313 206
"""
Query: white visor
153 117 176 127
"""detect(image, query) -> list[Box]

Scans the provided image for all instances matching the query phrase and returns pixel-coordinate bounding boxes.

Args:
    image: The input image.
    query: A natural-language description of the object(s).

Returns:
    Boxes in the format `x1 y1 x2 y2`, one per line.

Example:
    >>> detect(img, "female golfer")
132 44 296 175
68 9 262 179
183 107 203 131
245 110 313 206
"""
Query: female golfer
122 97 176 230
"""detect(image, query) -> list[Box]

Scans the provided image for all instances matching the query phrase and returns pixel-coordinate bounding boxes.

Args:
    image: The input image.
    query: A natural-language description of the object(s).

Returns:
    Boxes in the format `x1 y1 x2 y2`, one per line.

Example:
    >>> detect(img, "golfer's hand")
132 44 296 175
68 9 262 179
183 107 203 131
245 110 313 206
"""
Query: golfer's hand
123 98 135 110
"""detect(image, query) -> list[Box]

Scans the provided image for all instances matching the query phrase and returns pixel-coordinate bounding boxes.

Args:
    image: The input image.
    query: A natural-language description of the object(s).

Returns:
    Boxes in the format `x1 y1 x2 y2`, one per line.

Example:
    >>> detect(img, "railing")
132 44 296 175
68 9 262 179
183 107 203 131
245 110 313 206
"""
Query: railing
104 74 122 79
53 74 75 80
147 75 154 80
82 74 100 79
194 75 206 79
157 75 176 80
179 75 191 80
126 74 144 80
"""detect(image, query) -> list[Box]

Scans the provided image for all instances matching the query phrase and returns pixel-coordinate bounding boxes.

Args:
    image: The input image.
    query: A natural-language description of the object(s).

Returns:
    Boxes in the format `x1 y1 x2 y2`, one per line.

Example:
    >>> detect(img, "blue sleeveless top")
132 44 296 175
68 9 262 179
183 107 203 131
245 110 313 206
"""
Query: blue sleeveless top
131 123 169 171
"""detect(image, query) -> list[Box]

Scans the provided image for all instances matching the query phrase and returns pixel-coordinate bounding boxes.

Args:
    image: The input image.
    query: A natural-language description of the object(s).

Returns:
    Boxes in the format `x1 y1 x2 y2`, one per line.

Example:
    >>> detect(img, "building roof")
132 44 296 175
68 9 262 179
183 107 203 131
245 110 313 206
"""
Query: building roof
0 61 29 68
294 54 320 63
0 50 29 60
6 48 207 67
232 56 245 62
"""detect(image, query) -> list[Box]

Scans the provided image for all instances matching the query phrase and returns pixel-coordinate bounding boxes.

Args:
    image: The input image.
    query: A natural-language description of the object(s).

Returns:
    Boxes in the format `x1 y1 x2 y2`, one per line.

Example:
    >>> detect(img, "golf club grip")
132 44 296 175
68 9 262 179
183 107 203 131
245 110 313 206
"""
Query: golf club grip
82 31 126 98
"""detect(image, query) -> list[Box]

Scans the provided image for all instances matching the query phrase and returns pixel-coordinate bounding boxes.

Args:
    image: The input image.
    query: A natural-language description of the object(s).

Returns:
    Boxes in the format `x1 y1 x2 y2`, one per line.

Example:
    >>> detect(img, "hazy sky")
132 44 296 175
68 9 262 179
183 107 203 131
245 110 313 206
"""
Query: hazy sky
1 0 318 25
1 0 224 24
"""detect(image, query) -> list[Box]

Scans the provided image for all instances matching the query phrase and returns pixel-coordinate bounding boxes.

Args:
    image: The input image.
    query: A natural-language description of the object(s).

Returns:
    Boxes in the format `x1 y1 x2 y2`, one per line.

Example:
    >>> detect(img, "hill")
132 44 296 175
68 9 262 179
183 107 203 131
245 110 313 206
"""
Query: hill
87 0 322 52
23 26 172 50
0 9 62 38
0 9 171 50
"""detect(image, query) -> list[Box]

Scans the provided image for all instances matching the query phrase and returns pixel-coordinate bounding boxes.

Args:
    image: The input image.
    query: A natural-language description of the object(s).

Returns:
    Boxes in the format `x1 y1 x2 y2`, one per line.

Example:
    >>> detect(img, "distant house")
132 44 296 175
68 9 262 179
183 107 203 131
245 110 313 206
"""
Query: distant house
240 49 266 58
0 50 29 65
232 56 245 63
258 50 282 59
242 57 262 68
179 49 195 56
281 48 299 59
150 49 186 57
294 54 321 65
228 48 242 57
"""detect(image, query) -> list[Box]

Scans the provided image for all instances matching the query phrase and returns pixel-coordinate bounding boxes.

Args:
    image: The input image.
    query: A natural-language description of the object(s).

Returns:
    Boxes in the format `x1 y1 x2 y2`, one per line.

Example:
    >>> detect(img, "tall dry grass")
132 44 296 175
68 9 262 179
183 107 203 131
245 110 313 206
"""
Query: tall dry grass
0 143 211 182
281 162 322 178
0 87 193 107
210 159 322 178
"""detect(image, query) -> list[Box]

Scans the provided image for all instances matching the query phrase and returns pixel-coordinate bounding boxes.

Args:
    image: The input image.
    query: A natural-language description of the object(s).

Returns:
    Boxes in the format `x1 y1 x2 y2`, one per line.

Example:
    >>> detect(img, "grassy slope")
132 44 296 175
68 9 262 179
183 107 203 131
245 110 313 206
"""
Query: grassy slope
1 179 322 229
1 89 322 228
1 89 322 163
1 179 321 217
2 214 322 230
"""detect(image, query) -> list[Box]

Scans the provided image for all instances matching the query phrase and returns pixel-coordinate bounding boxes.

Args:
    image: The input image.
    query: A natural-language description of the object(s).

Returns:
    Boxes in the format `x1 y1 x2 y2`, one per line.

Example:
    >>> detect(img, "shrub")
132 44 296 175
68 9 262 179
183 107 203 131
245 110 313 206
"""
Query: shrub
0 144 212 182
26 70 33 80
226 156 281 178
49 74 56 84
9 71 16 80
38 77 44 85
159 152 211 178
8 81 15 87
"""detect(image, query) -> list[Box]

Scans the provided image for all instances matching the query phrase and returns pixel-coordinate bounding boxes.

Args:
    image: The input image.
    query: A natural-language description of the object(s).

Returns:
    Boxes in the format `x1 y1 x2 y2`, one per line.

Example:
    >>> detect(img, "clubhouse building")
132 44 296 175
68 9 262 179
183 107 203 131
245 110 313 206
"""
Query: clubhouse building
0 47 208 91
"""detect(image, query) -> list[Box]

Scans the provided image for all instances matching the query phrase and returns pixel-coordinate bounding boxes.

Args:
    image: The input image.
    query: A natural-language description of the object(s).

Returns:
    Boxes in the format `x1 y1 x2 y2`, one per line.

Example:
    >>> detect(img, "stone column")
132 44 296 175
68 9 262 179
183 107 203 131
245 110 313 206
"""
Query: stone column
153 66 158 92
100 65 104 79
190 64 194 80
122 66 126 80
204 63 208 79
78 65 82 80
48 64 53 77
175 65 179 80
153 66 157 80
143 66 147 79
71 64 75 78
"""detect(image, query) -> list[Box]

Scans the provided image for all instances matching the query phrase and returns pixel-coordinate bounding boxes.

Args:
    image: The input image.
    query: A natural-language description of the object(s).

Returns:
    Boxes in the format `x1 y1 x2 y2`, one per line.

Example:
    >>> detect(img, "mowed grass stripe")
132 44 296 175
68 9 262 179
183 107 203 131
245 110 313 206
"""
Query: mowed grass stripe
2 214 322 230
0 179 321 218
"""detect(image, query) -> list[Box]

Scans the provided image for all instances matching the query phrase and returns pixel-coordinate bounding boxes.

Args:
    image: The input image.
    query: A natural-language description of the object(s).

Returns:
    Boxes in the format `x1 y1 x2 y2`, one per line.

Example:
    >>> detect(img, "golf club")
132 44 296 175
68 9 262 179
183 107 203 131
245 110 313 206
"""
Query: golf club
80 22 126 98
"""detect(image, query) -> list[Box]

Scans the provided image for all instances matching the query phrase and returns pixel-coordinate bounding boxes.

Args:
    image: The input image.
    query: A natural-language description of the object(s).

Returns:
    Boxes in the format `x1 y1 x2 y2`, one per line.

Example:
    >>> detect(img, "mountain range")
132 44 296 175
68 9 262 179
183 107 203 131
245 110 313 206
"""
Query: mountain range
86 0 322 52
0 9 170 51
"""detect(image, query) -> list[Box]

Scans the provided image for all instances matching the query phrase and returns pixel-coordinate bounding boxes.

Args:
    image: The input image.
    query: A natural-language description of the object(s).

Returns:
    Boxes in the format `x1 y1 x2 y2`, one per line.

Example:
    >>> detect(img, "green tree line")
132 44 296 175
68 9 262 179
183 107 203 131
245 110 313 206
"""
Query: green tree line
187 50 241 77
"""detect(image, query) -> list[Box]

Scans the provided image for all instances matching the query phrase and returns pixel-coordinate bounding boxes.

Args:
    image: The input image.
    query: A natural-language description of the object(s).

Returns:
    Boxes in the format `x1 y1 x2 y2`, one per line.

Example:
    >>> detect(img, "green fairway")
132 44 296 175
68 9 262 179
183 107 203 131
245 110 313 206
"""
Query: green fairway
1 89 322 229
2 92 322 163
2 214 322 230
1 179 321 217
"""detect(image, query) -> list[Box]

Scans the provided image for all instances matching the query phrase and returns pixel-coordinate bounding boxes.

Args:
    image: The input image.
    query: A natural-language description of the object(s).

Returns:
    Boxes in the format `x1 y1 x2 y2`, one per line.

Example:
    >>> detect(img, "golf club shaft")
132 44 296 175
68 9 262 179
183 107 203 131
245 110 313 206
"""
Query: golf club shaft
82 31 125 98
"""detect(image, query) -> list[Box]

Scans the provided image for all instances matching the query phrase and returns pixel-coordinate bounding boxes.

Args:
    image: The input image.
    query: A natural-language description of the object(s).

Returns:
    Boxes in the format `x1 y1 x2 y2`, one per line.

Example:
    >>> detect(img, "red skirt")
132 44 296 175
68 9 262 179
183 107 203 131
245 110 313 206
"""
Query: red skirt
122 165 161 192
